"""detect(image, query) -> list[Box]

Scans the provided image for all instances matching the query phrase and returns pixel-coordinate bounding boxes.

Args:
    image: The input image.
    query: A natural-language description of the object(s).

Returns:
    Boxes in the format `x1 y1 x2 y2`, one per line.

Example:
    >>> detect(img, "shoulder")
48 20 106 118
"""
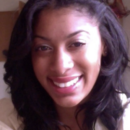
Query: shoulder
95 94 130 130
118 94 130 130
0 98 22 130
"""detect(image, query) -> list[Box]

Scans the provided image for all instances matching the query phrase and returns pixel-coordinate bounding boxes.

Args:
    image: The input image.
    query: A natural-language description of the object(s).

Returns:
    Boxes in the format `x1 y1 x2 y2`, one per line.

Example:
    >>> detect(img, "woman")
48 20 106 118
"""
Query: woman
1 0 130 130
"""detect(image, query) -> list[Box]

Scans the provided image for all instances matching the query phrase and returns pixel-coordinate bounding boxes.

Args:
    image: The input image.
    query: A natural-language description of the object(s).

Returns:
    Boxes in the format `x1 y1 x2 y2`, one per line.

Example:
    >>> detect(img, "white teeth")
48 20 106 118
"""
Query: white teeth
53 77 79 88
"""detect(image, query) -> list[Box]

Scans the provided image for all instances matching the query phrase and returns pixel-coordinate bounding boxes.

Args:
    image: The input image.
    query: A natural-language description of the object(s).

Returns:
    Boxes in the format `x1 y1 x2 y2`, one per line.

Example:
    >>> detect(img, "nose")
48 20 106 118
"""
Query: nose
50 49 74 75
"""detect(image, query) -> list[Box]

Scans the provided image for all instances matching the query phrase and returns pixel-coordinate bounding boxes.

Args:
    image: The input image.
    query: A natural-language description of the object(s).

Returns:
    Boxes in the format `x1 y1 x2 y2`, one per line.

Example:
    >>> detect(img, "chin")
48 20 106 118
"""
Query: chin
54 97 84 108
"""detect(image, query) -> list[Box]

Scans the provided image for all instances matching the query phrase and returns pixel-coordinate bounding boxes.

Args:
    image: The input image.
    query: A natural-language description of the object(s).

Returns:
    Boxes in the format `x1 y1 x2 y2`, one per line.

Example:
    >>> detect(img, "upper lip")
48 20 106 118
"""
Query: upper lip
48 76 81 83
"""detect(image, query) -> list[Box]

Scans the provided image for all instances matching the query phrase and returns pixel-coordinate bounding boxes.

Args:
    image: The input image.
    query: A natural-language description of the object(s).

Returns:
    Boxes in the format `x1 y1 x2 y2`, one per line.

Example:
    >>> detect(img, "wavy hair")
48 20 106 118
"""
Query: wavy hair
4 0 129 130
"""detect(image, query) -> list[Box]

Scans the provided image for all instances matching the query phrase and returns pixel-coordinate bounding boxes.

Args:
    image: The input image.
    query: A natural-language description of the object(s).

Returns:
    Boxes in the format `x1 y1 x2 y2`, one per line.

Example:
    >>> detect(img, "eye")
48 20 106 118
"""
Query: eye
35 45 52 52
69 42 86 48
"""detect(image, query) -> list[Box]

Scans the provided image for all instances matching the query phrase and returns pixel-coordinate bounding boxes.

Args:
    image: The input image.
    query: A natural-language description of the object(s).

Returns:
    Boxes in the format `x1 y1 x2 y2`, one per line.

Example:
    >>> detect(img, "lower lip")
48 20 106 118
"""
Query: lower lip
48 76 82 95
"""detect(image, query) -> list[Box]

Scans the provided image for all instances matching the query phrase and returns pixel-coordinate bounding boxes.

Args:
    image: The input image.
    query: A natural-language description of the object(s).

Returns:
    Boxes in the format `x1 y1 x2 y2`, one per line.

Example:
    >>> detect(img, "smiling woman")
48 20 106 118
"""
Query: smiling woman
1 0 130 130
32 8 103 108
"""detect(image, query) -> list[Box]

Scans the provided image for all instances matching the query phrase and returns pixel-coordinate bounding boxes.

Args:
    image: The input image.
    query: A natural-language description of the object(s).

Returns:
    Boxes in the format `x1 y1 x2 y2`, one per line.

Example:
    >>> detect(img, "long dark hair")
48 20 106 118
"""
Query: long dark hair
4 0 129 130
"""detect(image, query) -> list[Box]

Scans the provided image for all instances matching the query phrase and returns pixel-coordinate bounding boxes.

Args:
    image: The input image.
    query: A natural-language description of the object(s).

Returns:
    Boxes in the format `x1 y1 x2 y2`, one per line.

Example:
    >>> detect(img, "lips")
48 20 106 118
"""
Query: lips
48 75 82 88
47 75 82 95
53 77 79 88
49 76 80 83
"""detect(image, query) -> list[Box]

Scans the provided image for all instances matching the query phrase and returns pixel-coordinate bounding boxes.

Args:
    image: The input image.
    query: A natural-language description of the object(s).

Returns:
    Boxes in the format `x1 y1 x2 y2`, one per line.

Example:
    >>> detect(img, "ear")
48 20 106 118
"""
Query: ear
102 41 107 56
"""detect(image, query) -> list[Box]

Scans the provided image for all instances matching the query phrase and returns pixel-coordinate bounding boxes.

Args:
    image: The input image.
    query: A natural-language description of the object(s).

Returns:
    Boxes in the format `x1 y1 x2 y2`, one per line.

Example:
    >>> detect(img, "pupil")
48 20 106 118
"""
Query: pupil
75 42 80 47
42 46 48 50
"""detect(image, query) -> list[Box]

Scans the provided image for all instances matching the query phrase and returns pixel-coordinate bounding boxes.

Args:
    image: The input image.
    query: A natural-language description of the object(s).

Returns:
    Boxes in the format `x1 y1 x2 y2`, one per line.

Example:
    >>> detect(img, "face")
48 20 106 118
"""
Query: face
32 8 104 108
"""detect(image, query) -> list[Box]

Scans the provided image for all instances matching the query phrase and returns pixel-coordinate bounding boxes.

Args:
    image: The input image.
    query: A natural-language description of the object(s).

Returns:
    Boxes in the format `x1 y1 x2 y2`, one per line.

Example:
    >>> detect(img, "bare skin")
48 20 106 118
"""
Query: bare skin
32 7 104 130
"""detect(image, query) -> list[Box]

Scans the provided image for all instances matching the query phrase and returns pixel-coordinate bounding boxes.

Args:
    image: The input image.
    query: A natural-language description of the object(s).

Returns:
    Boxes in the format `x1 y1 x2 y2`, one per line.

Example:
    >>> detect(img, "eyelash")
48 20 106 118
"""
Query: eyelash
35 45 52 52
69 42 86 48
34 42 86 52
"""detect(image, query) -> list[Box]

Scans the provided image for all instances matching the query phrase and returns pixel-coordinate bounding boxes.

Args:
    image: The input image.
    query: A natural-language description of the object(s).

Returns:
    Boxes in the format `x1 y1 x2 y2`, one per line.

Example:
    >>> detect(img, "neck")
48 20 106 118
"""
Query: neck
55 105 84 130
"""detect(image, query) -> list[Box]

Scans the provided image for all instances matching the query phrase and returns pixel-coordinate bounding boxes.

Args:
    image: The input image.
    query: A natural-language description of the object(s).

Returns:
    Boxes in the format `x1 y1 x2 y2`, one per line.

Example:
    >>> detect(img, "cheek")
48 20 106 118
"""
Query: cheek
83 47 102 67
84 29 103 67
32 55 48 77
78 44 102 79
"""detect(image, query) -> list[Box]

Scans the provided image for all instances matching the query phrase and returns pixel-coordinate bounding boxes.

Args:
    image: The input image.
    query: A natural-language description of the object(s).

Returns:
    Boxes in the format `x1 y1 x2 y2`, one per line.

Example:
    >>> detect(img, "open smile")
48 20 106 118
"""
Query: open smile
53 77 79 88
48 75 82 87
47 75 83 95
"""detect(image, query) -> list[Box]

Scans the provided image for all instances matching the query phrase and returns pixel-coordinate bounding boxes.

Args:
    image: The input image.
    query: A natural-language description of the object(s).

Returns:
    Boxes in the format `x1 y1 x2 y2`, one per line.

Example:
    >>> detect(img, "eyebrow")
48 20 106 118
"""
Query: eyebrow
33 35 50 41
33 30 89 41
66 30 89 38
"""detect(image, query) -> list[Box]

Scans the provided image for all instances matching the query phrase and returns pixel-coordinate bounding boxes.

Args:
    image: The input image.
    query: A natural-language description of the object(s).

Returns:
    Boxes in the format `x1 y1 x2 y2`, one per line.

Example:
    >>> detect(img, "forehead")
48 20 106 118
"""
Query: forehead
33 7 99 40
35 7 97 27
38 7 87 18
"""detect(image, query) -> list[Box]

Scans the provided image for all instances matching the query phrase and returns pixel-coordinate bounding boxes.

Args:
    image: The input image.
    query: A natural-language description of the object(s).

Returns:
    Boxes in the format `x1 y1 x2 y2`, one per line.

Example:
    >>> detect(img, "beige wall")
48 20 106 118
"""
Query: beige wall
0 0 27 11
0 0 27 99
0 62 9 99
123 0 130 92
123 0 130 40
0 0 130 99
0 62 10 99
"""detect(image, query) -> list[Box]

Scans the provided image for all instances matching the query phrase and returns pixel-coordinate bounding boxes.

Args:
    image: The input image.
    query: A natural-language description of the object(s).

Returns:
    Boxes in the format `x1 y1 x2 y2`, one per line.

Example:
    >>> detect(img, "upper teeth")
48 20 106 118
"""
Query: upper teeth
53 77 79 88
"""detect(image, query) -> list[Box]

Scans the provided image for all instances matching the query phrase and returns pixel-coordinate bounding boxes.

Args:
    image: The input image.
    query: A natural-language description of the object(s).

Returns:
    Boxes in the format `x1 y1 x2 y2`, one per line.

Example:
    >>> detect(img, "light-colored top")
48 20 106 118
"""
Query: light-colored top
0 94 130 130
0 98 22 130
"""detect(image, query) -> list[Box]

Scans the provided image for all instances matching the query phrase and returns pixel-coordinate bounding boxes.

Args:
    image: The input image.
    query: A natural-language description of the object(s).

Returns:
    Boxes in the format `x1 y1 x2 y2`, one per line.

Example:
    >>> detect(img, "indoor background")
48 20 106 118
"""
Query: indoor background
0 0 130 99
